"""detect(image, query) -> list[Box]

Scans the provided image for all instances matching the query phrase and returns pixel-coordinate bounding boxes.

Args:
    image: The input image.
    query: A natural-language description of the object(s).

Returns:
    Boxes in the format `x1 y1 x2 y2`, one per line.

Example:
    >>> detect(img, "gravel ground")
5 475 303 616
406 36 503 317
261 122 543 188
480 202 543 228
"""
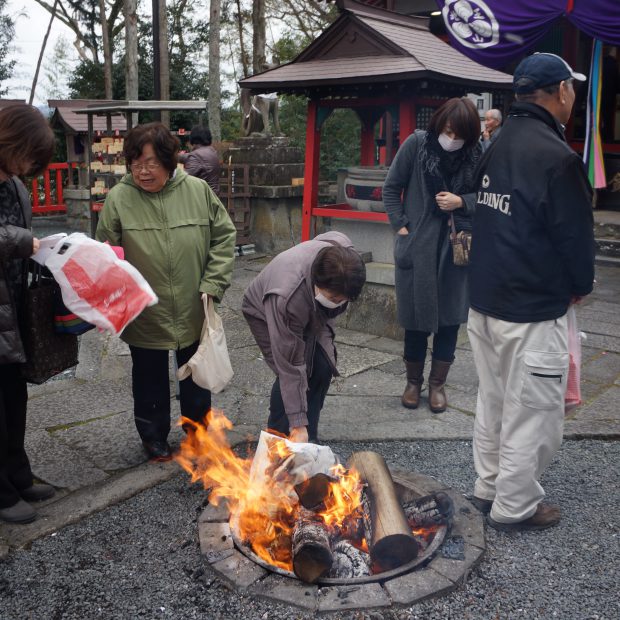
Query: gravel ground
1 439 618 620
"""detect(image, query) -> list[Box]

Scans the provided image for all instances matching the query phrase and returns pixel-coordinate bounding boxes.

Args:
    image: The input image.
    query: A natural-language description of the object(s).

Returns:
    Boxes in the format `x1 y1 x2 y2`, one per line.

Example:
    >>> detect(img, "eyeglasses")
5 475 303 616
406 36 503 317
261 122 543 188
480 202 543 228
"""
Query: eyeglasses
130 162 161 173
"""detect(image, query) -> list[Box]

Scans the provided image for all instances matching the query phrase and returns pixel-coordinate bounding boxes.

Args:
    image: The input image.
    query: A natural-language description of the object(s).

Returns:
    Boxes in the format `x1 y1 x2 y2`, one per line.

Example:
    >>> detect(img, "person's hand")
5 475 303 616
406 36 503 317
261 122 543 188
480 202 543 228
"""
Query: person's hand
482 129 490 141
436 191 463 212
397 226 409 236
570 295 586 305
289 426 309 443
32 237 40 255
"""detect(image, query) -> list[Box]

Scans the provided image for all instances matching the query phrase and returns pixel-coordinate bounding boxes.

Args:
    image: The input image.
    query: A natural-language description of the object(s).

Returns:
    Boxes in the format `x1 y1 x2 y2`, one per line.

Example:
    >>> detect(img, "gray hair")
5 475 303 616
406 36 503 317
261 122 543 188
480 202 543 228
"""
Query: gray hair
487 109 502 123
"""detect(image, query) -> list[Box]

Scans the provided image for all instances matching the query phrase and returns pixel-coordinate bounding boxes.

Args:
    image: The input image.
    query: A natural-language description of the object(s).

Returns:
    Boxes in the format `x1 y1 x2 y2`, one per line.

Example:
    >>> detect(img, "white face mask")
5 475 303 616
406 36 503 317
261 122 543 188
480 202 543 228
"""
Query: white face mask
438 133 465 152
314 287 348 309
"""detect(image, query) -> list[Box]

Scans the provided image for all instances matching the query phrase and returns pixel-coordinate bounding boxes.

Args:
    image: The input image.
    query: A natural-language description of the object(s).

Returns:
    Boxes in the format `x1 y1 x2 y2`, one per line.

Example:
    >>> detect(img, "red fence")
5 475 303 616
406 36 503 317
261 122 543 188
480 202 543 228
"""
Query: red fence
31 162 79 215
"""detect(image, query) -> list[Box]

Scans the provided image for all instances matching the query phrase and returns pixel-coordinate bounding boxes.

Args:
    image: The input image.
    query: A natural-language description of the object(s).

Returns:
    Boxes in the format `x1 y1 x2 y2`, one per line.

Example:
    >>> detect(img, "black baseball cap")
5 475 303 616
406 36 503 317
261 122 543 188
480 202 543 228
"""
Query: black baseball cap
513 53 586 94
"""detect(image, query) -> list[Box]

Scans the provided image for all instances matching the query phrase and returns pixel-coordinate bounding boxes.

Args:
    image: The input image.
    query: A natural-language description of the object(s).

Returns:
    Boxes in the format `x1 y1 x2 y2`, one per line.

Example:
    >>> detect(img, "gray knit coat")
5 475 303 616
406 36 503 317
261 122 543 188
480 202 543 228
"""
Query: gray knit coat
382 130 480 333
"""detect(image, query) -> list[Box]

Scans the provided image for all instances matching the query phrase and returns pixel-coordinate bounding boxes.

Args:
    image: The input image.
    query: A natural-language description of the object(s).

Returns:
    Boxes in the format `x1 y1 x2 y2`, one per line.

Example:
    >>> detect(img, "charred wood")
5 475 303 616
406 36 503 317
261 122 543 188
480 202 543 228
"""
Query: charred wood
404 491 454 529
292 507 333 583
328 540 371 579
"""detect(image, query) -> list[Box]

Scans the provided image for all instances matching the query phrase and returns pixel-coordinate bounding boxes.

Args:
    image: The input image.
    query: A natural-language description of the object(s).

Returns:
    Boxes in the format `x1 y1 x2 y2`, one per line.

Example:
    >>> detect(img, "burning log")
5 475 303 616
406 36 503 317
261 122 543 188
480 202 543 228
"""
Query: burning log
292 507 333 583
328 540 371 579
404 491 455 529
294 473 331 510
348 451 419 572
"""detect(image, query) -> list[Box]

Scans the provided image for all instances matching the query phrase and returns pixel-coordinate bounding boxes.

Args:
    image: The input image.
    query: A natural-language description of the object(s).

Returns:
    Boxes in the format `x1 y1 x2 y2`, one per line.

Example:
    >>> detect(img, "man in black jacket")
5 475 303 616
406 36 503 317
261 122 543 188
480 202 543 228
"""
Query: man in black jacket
467 53 595 532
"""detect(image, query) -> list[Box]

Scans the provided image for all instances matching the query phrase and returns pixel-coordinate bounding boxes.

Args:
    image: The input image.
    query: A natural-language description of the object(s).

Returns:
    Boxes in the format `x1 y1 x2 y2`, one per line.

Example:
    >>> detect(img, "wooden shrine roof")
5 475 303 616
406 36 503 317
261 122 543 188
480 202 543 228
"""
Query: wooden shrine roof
240 1 512 95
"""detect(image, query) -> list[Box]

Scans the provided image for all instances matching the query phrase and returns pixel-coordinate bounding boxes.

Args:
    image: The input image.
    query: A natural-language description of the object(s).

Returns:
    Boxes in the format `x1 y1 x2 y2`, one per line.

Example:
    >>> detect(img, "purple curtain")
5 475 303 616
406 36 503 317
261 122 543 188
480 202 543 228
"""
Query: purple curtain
435 0 620 69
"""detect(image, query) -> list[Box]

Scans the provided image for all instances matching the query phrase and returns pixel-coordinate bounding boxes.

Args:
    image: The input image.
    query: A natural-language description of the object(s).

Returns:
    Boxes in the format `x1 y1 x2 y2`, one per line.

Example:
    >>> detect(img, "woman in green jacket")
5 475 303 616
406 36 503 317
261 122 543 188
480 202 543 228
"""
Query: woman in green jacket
96 122 236 461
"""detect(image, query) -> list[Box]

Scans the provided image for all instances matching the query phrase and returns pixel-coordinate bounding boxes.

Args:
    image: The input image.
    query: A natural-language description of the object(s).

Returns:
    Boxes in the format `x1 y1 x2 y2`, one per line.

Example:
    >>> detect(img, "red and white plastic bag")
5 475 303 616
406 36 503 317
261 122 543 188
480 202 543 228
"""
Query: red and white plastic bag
565 305 582 413
45 233 157 335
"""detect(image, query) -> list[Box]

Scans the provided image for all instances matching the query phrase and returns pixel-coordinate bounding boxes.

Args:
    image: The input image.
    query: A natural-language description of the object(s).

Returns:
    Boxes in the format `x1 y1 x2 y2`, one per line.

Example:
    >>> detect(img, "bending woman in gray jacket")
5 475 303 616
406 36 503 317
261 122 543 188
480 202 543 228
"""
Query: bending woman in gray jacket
242 232 366 443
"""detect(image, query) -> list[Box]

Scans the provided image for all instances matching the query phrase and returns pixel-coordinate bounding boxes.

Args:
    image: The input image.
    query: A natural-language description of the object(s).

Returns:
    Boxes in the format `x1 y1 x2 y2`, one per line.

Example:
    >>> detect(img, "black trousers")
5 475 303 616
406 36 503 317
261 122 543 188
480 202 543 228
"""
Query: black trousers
404 325 460 363
0 364 34 509
267 345 333 442
129 342 211 443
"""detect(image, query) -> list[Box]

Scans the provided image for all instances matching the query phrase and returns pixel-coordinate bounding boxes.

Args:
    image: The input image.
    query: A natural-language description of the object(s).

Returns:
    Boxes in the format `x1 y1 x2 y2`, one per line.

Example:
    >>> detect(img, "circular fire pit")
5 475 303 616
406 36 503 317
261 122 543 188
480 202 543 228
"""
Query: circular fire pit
197 469 485 612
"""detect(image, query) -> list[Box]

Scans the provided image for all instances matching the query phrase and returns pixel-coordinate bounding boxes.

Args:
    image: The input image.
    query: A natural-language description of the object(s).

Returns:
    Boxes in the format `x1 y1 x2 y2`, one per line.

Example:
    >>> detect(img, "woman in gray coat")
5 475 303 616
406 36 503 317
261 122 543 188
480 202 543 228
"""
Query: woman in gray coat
383 97 481 413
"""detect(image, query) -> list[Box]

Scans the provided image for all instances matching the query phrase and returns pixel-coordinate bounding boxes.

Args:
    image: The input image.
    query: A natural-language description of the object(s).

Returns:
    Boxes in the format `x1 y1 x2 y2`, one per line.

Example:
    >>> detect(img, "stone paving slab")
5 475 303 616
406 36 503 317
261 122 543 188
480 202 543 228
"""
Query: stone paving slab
335 343 399 378
428 540 484 583
317 582 391 613
210 549 267 590
198 521 234 559
320 395 475 441
227 345 276 397
581 350 620 384
330 368 407 397
576 317 620 339
56 410 174 472
583 332 620 353
24 429 109 490
383 566 456 605
26 378 134 430
250 574 319 611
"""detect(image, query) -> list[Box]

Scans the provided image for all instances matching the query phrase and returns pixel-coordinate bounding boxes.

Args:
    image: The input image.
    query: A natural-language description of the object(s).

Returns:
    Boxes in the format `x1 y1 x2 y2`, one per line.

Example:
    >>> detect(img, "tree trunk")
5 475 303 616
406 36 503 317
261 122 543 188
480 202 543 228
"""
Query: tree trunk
124 0 138 97
235 0 249 78
252 0 266 75
29 0 59 105
348 451 418 572
158 0 170 127
99 0 113 98
208 0 221 142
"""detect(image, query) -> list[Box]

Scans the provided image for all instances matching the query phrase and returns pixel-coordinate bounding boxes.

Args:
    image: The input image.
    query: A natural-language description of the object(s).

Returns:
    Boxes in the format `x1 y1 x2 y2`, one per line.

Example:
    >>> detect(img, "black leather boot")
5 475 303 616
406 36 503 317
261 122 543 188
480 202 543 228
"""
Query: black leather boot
402 359 425 409
428 358 452 413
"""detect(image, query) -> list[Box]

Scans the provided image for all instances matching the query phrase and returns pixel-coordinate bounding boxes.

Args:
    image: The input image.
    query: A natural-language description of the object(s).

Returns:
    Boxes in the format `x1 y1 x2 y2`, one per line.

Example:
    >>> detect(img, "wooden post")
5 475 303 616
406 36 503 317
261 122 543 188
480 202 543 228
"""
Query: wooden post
399 99 415 143
301 99 321 241
348 451 418 571
360 122 375 166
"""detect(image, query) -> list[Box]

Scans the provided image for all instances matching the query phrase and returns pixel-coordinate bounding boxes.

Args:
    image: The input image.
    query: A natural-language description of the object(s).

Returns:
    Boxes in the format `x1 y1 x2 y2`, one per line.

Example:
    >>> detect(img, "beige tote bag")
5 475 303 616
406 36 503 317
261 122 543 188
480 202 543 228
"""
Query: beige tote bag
177 294 233 393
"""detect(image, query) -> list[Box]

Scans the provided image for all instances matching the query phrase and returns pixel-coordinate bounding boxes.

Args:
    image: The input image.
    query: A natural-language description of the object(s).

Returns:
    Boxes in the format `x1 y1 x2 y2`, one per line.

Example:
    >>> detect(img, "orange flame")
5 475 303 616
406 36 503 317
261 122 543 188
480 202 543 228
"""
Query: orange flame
176 410 363 572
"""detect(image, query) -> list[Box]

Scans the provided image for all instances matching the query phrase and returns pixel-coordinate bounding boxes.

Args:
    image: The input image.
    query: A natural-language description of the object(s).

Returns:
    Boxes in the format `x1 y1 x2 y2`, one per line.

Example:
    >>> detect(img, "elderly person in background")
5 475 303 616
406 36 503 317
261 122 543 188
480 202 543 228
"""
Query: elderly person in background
180 125 221 196
480 108 502 152
0 104 56 524
242 232 366 444
383 97 482 414
96 122 236 462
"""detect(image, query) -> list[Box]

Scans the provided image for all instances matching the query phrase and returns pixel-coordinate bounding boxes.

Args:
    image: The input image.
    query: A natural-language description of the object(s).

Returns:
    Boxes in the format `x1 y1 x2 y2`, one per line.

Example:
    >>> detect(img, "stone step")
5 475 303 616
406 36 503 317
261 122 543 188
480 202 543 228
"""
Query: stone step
595 255 620 268
595 237 620 258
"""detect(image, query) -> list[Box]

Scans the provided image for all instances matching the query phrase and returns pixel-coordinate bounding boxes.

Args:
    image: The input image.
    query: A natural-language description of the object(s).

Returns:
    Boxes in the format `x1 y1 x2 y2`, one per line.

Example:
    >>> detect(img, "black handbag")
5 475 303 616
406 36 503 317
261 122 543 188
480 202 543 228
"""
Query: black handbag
21 264 79 384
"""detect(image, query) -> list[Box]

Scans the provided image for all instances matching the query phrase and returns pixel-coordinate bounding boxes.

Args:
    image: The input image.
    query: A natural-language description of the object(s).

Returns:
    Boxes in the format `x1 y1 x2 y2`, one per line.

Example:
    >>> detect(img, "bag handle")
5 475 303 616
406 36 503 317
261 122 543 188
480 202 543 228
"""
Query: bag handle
449 213 457 240
201 294 220 331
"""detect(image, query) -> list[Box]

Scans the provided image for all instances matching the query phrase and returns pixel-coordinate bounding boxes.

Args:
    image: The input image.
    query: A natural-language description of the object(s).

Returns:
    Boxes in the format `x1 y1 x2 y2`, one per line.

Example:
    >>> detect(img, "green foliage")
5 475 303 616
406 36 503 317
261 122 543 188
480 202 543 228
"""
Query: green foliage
277 97 361 182
67 3 214 130
319 109 360 181
0 0 16 96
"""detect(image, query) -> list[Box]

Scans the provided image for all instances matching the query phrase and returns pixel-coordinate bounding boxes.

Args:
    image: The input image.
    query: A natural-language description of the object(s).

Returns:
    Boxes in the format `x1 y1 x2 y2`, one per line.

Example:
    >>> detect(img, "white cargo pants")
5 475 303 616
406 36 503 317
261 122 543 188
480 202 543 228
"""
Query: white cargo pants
467 308 568 523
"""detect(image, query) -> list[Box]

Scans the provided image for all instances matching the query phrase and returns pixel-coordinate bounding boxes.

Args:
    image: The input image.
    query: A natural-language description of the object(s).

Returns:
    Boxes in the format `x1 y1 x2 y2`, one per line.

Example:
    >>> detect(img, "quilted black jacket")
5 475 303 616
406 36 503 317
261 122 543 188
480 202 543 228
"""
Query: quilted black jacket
0 177 33 364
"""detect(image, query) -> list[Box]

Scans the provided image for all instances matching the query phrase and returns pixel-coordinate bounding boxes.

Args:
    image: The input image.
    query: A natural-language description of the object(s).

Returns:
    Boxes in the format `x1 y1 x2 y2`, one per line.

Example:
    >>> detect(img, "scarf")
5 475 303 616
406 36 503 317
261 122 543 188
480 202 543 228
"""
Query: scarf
418 132 479 232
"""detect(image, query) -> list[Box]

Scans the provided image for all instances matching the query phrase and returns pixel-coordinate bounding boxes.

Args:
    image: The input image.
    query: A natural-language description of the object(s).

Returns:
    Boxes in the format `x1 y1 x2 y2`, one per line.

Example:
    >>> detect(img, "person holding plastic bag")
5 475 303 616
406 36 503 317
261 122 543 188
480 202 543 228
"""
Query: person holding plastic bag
242 232 366 444
96 122 236 461
0 104 57 523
